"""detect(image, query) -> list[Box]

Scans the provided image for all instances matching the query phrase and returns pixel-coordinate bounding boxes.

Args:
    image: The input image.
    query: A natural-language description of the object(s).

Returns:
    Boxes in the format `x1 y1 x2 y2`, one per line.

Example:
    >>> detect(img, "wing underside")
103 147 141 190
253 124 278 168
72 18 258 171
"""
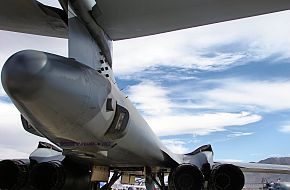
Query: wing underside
0 0 67 38
1 0 289 40
94 0 290 40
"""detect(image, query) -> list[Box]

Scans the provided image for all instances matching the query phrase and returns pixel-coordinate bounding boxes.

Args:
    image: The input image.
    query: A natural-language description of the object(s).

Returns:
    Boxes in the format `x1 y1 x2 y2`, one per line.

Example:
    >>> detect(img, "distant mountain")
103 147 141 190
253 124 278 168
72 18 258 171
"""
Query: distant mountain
258 157 290 165
244 157 290 188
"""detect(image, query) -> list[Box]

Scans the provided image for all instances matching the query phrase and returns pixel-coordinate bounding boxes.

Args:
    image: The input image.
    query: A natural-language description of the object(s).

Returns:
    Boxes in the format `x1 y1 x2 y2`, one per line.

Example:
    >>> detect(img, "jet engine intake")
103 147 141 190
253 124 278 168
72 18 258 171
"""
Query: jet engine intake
0 159 29 189
209 164 245 190
169 164 204 190
30 161 91 190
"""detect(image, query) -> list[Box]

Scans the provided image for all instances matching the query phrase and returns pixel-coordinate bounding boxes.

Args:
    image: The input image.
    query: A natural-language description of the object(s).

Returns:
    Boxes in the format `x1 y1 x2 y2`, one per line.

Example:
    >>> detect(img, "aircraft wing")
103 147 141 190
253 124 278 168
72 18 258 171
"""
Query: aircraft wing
1 1 289 40
0 0 67 38
93 0 290 40
216 161 290 174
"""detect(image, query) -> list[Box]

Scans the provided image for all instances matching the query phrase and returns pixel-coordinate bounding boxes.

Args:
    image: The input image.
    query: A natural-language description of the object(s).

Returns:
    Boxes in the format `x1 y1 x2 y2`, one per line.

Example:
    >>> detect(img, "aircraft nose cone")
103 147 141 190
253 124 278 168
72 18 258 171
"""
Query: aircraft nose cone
1 50 47 100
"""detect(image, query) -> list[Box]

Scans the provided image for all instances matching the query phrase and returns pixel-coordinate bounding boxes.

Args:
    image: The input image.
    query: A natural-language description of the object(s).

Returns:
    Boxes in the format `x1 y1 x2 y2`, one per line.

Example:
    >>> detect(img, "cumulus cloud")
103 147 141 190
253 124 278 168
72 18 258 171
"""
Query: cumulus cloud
279 125 290 133
161 139 189 154
0 147 30 160
113 11 290 75
195 78 290 112
0 102 21 130
0 8 289 160
127 81 262 136
127 81 173 115
0 101 47 159
0 31 67 70
148 112 261 136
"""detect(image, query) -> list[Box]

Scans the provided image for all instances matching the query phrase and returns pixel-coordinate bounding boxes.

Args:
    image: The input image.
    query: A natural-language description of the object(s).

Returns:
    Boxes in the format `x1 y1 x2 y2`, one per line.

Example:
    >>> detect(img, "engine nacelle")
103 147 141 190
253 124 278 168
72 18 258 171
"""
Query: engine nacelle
0 159 29 189
169 164 204 190
209 164 245 190
30 161 91 190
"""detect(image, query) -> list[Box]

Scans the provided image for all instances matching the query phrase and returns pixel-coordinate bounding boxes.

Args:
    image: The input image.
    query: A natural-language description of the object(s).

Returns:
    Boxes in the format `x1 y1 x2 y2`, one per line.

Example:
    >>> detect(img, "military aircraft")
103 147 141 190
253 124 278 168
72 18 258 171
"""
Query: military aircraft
265 182 290 190
0 0 290 190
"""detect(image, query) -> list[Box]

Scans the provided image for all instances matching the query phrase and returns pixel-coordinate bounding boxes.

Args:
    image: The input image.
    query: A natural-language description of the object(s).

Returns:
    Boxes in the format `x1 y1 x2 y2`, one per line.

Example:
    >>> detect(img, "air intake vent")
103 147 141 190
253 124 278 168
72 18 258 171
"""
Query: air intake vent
104 104 129 140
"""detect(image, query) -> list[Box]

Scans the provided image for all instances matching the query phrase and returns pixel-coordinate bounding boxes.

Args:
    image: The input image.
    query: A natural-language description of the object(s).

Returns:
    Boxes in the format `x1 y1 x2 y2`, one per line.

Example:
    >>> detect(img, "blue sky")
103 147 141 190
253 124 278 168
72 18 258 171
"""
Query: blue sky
113 10 290 162
0 3 289 162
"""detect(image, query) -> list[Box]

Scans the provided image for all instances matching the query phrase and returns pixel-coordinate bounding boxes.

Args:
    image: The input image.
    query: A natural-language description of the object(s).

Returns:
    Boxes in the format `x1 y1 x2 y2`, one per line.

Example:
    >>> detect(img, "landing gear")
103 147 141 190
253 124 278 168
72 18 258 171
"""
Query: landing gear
92 182 101 190
92 171 122 190
101 171 122 190
145 171 168 190
157 172 168 190
145 174 155 190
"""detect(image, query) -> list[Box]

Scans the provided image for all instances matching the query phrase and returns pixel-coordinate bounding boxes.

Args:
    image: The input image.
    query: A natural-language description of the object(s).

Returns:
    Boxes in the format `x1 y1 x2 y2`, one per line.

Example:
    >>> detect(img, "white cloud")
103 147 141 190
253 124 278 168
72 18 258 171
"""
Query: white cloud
227 132 254 138
161 139 189 154
0 147 30 159
217 159 244 163
279 125 290 133
128 81 262 136
0 101 25 132
113 11 290 75
197 79 290 112
0 101 47 159
0 31 67 71
0 9 289 160
128 81 173 115
148 112 261 136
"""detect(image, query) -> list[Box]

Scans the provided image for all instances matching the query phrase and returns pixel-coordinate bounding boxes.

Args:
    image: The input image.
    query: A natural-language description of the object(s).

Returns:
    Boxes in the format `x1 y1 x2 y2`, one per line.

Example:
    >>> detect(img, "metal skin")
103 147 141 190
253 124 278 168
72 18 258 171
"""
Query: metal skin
1 50 181 168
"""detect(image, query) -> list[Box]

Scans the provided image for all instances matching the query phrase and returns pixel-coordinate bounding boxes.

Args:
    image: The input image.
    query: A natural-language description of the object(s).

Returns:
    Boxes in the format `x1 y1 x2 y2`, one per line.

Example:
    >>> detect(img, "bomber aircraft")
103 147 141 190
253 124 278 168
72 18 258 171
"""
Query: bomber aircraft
0 0 290 190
